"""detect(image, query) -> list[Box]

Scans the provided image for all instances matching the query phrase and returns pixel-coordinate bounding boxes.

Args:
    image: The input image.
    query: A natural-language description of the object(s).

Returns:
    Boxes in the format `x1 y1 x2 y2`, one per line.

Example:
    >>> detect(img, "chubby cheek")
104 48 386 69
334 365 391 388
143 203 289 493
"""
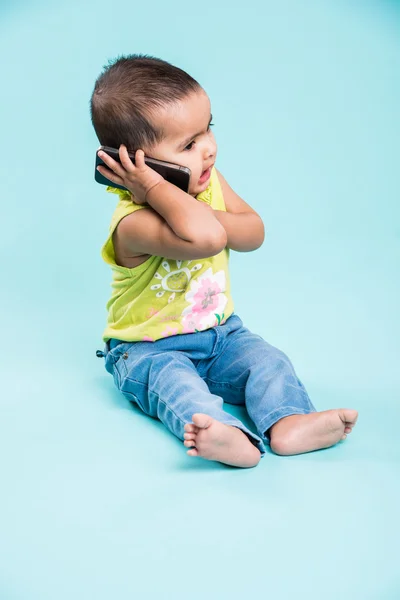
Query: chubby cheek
188 179 200 196
186 164 202 192
185 158 201 178
190 167 201 186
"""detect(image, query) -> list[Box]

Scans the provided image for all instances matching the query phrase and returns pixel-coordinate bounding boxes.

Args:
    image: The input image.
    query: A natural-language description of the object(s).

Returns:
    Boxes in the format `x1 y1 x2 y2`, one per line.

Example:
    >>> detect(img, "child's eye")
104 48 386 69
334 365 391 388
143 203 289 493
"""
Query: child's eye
184 122 215 151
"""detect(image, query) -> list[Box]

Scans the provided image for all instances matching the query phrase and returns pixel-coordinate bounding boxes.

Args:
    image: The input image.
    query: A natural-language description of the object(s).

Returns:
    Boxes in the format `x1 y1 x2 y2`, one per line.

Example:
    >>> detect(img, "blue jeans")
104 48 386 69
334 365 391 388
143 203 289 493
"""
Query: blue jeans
101 313 316 456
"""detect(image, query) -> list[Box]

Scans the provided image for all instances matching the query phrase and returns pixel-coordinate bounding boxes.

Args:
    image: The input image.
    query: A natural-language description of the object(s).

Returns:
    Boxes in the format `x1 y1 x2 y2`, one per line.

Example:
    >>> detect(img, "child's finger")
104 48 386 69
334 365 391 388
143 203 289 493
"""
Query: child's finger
97 165 125 186
119 144 136 172
135 149 146 168
98 150 126 179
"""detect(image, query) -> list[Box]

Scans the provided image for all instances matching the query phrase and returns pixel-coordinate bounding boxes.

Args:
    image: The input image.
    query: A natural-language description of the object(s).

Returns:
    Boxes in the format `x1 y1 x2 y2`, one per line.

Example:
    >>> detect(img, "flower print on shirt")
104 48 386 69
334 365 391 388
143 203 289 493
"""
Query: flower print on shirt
181 267 228 333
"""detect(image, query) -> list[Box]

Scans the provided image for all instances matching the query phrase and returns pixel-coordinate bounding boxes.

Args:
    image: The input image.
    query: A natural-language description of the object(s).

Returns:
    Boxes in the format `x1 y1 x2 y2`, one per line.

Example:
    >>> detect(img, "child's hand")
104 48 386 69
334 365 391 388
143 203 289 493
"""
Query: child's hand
97 145 165 204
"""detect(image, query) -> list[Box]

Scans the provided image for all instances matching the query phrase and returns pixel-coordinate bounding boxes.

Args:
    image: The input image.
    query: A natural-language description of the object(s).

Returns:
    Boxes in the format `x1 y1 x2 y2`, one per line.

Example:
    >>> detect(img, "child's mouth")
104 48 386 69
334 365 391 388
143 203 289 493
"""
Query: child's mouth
199 166 212 184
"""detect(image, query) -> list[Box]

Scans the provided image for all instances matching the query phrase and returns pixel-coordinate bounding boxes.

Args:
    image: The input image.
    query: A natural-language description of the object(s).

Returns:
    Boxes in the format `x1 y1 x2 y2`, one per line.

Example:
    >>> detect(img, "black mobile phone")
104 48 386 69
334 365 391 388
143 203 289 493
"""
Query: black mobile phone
95 145 191 193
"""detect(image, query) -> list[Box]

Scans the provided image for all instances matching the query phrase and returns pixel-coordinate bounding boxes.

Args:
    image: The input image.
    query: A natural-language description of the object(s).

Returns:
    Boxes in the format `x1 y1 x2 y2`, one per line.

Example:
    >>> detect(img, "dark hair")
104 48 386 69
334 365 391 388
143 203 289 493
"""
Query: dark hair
89 53 202 152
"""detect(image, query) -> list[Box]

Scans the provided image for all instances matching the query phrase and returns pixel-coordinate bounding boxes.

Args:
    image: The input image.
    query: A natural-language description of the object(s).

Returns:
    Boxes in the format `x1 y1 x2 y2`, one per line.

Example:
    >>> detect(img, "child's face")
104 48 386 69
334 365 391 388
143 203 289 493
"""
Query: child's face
146 89 217 197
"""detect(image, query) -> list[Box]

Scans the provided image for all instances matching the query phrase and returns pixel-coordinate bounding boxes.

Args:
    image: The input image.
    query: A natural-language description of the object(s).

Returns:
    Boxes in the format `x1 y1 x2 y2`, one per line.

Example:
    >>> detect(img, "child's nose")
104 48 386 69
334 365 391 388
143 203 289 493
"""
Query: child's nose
203 144 216 161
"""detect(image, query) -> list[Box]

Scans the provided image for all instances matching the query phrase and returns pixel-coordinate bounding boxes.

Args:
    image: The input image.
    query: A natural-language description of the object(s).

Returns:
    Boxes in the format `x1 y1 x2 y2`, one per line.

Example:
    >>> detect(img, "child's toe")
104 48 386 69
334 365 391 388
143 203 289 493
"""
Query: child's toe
184 424 199 434
187 449 199 457
184 439 196 448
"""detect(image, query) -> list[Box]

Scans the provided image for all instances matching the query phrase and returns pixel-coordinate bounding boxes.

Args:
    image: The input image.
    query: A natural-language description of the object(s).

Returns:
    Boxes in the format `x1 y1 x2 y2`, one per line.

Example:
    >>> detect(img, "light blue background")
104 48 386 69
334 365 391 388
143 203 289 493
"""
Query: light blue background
0 0 399 598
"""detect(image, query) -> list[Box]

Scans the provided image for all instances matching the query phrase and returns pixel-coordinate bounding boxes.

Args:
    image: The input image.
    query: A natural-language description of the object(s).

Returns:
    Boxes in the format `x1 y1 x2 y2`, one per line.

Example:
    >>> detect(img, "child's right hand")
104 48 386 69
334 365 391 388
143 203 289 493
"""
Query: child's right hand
97 145 165 204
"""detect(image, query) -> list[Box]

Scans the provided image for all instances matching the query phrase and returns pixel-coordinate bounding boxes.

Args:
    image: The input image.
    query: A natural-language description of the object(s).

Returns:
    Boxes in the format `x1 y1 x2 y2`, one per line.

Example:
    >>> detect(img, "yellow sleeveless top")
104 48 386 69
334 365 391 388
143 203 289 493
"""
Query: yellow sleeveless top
101 167 234 342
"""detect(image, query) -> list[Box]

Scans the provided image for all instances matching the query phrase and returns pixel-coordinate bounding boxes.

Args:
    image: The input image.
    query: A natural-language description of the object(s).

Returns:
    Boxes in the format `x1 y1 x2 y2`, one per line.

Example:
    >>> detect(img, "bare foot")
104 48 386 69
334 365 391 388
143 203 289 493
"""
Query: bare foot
183 414 261 468
270 409 359 456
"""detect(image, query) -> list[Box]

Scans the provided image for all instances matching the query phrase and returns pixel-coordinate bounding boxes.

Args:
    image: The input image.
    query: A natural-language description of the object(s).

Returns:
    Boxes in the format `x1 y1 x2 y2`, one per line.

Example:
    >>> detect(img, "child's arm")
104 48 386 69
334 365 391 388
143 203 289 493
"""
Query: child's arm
145 180 226 249
213 169 265 252
117 181 227 261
